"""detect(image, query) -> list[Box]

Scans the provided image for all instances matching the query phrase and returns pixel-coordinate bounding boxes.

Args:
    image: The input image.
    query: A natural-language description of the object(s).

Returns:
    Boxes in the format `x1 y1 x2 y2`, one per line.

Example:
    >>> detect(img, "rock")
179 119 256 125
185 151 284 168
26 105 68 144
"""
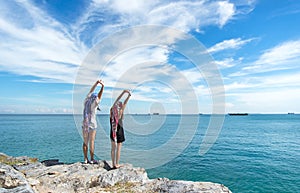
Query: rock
98 163 148 187
0 163 34 193
0 153 232 193
145 178 232 193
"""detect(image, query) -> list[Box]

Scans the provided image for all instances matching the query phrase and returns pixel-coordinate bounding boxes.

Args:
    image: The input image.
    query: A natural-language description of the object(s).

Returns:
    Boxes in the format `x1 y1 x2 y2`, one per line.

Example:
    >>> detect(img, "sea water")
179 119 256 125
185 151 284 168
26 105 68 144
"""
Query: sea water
0 114 299 193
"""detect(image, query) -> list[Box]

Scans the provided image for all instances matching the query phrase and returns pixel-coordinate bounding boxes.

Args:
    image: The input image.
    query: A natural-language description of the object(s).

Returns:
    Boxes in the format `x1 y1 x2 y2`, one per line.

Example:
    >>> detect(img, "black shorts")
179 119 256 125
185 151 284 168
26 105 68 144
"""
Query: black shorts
110 120 125 143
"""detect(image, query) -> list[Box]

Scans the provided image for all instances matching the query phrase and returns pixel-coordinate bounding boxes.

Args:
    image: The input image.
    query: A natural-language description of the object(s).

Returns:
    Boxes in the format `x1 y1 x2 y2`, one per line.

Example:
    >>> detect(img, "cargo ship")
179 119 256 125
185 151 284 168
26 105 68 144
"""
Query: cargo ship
228 113 248 116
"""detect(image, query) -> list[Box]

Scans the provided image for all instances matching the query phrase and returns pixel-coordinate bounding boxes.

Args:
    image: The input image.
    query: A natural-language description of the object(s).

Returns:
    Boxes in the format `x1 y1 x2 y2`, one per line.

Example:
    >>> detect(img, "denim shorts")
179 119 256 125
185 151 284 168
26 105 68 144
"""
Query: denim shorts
82 126 96 132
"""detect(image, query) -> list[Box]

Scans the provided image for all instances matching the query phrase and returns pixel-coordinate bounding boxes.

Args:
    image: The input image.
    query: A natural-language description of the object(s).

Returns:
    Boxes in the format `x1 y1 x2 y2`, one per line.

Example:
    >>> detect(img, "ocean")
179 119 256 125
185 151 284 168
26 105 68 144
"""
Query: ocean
0 114 299 193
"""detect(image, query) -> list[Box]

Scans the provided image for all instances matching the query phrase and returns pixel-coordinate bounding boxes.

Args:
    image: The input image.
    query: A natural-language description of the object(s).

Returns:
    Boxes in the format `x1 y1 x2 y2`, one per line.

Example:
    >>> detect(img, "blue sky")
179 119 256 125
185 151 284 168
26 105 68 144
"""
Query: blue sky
0 0 300 114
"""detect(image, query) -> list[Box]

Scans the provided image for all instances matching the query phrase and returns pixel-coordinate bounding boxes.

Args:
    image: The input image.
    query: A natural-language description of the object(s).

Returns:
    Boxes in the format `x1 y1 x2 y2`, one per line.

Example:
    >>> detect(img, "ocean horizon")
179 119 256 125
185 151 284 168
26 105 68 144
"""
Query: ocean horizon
0 114 299 193
0 113 298 115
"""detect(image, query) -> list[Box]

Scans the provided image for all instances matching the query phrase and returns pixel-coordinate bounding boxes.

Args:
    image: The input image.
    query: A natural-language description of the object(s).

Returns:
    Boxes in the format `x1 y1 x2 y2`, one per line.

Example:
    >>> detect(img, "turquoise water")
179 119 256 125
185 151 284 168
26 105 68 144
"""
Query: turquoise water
0 114 299 192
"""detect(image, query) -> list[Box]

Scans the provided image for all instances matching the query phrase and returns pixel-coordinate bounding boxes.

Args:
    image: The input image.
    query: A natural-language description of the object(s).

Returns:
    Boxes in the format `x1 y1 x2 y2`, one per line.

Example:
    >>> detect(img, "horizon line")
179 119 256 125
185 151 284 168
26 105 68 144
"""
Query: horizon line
0 113 298 115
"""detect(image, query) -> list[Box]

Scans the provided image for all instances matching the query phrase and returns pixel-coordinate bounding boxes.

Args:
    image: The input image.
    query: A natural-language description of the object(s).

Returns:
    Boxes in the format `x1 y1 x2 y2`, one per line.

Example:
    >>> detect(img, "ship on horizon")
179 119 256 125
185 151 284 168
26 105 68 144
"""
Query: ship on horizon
228 113 248 116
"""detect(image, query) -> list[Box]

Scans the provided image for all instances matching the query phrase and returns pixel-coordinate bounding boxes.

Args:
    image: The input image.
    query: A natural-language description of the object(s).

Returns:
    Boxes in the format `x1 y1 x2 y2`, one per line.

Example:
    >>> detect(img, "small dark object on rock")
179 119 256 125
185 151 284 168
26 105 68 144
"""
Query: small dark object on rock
41 159 64 166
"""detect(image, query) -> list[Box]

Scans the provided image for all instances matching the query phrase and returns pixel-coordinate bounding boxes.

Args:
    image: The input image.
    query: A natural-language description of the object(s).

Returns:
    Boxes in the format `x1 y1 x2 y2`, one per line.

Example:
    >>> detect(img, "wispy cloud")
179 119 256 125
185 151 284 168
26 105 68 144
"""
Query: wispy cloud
226 71 300 92
0 1 86 83
214 57 243 68
224 70 300 113
90 0 236 32
269 1 300 18
228 88 300 113
234 39 300 76
0 0 257 114
71 0 238 49
0 0 256 84
207 38 254 53
233 0 256 15
255 39 300 66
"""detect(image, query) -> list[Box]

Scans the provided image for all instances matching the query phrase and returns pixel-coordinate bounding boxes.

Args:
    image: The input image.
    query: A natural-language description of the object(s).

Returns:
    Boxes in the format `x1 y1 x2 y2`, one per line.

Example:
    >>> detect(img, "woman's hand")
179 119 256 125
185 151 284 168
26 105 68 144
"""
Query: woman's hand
97 80 104 85
124 90 131 96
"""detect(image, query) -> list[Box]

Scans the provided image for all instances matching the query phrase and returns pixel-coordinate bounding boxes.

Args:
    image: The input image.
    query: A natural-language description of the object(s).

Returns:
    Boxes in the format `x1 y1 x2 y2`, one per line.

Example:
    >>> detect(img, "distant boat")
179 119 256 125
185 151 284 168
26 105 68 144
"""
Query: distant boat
288 112 295 115
153 113 159 115
228 113 248 116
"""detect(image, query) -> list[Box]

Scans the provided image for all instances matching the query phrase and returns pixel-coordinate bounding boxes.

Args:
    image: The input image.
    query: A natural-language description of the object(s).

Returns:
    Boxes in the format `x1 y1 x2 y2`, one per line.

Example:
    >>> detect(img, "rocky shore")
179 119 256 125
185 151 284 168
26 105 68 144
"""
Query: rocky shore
0 153 232 193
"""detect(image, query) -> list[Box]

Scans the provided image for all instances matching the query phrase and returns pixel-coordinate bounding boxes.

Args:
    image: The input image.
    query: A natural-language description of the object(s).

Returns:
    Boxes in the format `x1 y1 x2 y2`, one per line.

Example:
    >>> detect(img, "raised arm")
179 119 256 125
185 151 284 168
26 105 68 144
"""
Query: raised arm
89 80 101 94
121 90 131 111
112 90 127 107
120 90 131 119
97 80 104 100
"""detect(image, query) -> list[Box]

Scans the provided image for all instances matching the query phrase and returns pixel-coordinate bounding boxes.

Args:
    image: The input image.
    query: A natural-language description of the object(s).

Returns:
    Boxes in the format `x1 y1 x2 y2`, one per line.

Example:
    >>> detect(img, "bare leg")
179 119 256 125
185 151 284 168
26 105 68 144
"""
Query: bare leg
82 130 89 162
89 130 96 161
116 142 122 168
111 141 116 167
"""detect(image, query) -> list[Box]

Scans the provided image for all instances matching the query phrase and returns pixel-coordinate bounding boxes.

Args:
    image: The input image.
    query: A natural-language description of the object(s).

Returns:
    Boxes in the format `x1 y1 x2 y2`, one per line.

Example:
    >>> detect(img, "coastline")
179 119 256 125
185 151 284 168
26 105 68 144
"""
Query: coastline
0 153 232 193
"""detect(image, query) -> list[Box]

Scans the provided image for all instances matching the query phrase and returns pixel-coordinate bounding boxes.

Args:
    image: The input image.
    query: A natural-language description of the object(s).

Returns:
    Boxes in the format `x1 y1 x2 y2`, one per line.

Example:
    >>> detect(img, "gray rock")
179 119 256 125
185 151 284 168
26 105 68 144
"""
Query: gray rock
98 163 148 187
0 153 232 193
0 163 34 193
146 178 232 193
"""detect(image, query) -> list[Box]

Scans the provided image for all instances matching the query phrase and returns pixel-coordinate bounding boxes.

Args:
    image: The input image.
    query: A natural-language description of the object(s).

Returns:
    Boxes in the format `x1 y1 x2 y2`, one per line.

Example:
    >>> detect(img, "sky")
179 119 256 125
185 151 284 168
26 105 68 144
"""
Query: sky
0 0 300 114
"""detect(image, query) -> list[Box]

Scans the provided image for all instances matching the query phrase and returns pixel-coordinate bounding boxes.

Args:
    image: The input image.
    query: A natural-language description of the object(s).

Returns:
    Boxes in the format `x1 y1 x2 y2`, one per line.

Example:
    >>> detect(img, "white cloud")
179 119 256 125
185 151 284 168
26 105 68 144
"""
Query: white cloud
148 1 236 31
233 39 300 76
224 71 300 113
226 71 300 92
233 0 257 15
217 1 235 26
0 0 256 114
207 38 254 53
73 24 190 87
0 0 254 84
88 0 237 34
181 67 204 84
228 88 300 113
109 0 157 15
261 72 300 88
0 1 86 83
255 39 300 65
225 81 254 91
214 57 243 68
